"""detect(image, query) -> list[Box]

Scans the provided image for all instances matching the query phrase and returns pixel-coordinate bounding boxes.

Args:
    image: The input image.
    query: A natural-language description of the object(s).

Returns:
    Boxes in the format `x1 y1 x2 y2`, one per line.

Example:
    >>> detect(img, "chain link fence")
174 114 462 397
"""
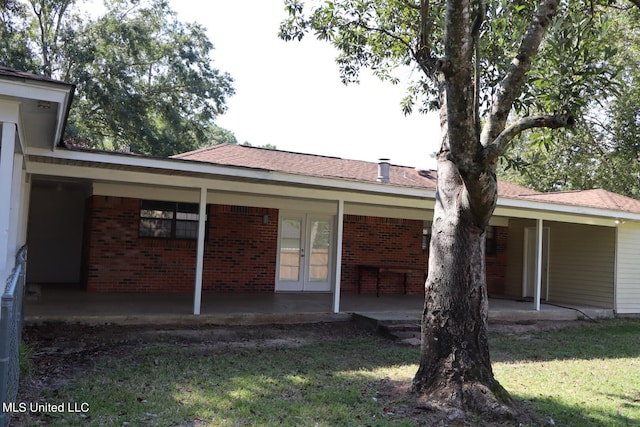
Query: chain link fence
0 246 27 427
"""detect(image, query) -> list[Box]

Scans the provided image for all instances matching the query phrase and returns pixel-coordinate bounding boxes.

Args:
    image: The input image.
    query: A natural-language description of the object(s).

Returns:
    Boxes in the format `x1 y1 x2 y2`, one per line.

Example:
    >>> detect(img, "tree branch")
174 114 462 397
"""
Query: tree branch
415 0 437 75
472 1 487 138
484 114 575 162
480 0 560 146
628 0 640 9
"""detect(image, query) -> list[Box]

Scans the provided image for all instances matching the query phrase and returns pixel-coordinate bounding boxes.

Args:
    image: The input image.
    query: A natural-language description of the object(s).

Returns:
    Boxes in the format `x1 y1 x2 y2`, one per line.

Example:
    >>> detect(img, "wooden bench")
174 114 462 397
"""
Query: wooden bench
357 264 426 297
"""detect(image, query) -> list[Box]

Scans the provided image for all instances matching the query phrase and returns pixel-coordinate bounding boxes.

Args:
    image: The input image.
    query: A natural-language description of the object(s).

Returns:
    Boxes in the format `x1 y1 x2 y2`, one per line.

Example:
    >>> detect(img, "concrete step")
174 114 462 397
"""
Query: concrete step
377 321 421 346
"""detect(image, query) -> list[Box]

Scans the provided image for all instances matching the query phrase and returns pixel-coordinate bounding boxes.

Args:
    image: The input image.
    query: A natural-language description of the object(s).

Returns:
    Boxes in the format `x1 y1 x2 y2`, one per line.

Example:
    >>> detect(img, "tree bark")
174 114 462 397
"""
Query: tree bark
412 153 514 419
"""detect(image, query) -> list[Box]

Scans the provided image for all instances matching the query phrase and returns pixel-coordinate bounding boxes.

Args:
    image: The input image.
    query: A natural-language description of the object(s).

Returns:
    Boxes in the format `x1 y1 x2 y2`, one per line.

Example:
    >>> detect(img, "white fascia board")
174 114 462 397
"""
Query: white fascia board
0 101 24 154
0 79 71 105
28 147 640 224
30 147 436 200
496 196 640 224
0 100 19 123
30 161 431 210
0 80 73 149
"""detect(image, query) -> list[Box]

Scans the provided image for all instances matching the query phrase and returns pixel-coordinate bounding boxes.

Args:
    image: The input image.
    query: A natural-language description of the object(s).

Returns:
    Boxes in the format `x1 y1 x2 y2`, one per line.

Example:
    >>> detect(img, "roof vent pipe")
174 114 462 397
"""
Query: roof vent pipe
377 158 390 183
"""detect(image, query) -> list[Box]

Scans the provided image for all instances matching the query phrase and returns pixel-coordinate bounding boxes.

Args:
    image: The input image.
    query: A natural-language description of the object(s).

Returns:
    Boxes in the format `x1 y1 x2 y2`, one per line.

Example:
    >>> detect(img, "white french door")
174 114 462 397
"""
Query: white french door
276 213 333 292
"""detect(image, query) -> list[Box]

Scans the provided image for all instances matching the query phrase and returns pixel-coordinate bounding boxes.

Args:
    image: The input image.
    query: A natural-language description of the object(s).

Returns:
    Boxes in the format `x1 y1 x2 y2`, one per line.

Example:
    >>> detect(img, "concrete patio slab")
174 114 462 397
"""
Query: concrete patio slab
23 284 614 325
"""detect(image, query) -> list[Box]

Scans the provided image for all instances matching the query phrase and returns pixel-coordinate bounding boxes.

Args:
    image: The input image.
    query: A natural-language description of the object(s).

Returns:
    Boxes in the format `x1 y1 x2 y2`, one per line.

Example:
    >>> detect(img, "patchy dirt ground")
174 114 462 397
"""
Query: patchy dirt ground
15 320 568 426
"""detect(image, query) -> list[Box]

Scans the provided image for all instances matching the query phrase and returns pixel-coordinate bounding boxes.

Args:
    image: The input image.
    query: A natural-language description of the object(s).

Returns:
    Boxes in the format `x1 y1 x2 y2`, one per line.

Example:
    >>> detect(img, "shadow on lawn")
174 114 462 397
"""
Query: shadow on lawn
489 318 640 363
514 393 639 427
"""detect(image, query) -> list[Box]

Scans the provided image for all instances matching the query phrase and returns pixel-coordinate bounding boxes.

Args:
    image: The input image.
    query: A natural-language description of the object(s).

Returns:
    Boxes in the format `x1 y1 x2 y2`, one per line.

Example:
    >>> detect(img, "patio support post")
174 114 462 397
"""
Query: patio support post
7 152 24 268
332 200 344 313
0 123 16 277
193 187 207 315
534 218 543 311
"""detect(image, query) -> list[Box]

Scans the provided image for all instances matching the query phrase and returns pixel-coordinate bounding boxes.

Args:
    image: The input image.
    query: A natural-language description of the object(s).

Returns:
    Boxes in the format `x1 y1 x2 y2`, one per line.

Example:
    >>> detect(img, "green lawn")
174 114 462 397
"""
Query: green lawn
17 319 640 426
491 319 640 427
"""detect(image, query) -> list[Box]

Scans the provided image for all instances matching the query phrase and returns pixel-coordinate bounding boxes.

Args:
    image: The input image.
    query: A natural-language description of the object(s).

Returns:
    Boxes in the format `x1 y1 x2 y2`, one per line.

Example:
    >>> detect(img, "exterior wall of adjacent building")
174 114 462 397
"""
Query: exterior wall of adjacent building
504 218 533 297
547 222 615 308
505 219 615 308
81 195 509 294
615 222 640 314
27 183 87 283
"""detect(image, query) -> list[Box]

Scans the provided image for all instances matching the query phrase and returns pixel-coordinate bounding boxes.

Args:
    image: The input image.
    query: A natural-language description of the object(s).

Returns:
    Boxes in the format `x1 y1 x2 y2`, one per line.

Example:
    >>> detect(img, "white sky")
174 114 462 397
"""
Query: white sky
168 1 441 169
86 0 441 168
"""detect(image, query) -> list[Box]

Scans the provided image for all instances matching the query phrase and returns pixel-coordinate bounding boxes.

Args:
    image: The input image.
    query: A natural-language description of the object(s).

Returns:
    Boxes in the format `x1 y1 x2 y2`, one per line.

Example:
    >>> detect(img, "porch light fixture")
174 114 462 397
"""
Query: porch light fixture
262 214 269 225
37 100 51 109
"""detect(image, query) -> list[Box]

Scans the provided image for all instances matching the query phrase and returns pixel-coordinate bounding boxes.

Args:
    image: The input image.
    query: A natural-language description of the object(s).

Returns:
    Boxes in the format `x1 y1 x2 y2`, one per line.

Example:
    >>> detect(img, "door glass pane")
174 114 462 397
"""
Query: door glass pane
279 219 301 281
308 219 330 282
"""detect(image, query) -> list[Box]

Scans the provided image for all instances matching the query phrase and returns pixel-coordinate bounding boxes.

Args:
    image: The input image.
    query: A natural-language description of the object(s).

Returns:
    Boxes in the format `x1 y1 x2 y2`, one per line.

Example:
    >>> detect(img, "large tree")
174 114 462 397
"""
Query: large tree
500 6 640 198
0 0 234 156
281 0 632 419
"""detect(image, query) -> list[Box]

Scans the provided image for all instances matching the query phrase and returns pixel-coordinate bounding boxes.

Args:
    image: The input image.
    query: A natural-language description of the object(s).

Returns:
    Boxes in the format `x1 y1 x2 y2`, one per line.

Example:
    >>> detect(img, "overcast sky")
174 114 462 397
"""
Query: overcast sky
167 1 443 168
95 0 440 168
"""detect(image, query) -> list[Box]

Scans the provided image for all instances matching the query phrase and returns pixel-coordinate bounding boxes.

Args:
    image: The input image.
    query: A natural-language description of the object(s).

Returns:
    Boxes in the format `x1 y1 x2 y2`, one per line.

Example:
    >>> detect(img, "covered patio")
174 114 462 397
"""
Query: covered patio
24 284 614 325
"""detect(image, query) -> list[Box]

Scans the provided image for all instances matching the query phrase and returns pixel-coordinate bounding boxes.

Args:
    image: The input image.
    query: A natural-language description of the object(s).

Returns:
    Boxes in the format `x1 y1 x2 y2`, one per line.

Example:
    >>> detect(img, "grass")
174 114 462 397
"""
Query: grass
490 319 640 426
19 342 33 377
20 319 640 426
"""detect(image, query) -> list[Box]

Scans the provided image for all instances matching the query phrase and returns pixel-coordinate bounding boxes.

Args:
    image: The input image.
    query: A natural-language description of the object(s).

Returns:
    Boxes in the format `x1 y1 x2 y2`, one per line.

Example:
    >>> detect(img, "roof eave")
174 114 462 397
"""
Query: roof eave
28 146 437 199
497 195 640 223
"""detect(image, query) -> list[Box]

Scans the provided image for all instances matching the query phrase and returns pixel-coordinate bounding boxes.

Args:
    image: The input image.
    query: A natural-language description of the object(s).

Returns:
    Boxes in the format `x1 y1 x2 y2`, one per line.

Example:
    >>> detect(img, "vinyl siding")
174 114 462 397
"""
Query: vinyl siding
548 223 615 308
615 222 640 314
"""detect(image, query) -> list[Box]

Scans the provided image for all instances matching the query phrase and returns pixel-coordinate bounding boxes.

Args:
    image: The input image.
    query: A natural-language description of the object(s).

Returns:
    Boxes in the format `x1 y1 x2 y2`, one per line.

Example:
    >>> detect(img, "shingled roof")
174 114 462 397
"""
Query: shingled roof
174 143 436 189
0 66 74 87
175 144 640 214
517 189 640 214
175 143 538 197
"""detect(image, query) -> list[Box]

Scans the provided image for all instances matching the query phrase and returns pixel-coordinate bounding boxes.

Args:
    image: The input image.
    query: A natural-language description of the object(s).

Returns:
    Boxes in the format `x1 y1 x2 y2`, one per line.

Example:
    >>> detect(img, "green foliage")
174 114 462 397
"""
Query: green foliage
0 0 34 70
1 0 235 156
280 0 622 123
19 341 33 377
280 0 441 114
499 6 640 198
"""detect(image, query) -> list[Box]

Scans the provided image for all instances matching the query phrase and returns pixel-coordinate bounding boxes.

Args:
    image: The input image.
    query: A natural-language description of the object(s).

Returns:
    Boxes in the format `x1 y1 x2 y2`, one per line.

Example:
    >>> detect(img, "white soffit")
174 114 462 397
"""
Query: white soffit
27 147 640 226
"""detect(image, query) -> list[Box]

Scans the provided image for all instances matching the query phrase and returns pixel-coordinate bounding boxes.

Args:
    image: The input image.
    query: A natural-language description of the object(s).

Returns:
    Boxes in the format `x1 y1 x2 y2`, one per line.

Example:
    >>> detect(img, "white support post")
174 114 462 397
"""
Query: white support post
0 123 16 277
193 187 207 315
7 153 24 261
332 200 344 313
534 218 543 311
18 171 31 245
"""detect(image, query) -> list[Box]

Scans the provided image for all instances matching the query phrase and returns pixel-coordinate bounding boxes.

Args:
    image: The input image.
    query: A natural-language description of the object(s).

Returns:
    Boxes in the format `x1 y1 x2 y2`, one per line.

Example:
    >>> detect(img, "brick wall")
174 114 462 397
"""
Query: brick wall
203 205 278 292
83 196 507 294
486 226 508 295
85 196 197 292
341 215 429 295
84 196 278 292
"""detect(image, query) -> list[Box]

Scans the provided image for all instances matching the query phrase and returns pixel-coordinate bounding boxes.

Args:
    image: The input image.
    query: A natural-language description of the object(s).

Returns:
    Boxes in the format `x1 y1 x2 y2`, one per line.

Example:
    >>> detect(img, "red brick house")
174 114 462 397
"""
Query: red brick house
73 145 511 299
4 67 640 317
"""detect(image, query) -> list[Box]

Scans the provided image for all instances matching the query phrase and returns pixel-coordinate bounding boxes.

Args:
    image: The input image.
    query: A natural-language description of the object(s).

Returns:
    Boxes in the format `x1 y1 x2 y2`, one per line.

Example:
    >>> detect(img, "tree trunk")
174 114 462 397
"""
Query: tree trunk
412 155 514 418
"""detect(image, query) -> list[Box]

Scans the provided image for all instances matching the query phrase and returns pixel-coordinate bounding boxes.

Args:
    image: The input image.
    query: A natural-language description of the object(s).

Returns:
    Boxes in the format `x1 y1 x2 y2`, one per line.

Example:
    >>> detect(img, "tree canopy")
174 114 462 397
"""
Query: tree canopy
0 0 235 156
280 0 638 420
500 6 640 198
